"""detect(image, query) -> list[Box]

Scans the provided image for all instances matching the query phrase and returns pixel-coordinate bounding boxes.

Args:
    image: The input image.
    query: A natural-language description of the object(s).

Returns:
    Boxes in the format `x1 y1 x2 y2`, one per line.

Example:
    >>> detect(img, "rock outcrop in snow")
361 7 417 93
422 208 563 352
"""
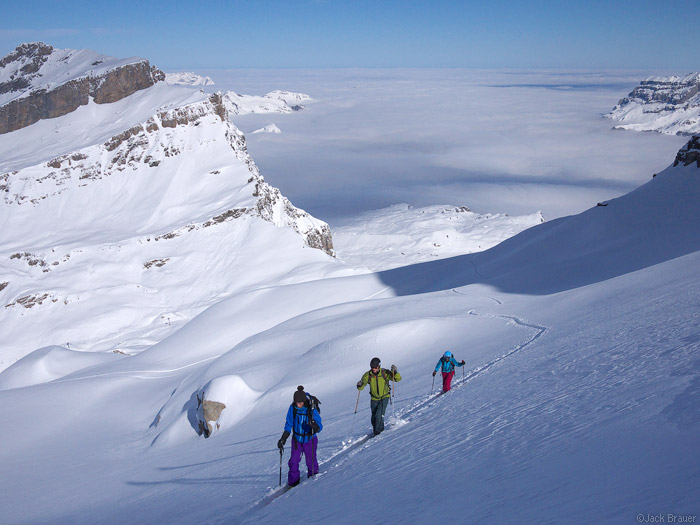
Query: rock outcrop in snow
605 73 700 135
673 135 700 167
0 42 165 134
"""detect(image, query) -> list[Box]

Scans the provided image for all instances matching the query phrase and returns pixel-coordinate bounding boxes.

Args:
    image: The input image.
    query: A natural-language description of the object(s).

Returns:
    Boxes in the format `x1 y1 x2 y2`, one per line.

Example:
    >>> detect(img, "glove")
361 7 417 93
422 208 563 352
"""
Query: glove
310 420 320 433
461 360 465 365
278 430 290 450
391 364 397 373
432 371 436 377
356 380 363 389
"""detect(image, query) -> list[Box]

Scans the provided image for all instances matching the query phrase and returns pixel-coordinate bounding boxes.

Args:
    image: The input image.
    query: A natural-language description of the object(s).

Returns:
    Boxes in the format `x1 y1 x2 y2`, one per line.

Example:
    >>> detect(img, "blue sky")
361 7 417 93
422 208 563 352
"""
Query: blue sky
1 0 698 70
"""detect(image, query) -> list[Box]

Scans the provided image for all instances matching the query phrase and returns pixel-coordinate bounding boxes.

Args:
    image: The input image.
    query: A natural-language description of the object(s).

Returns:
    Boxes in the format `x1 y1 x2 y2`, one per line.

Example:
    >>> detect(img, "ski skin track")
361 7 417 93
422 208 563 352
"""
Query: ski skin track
241 293 548 519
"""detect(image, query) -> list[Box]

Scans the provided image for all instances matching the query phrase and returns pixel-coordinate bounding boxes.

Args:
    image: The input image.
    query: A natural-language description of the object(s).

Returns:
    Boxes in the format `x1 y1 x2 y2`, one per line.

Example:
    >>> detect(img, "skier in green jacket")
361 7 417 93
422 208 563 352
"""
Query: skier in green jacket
356 357 401 436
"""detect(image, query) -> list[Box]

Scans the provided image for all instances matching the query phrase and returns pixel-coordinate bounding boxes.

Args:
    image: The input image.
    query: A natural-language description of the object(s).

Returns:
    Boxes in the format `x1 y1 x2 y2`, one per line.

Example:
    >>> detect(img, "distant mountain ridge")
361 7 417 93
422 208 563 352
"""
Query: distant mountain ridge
606 73 700 135
0 42 165 134
165 71 215 87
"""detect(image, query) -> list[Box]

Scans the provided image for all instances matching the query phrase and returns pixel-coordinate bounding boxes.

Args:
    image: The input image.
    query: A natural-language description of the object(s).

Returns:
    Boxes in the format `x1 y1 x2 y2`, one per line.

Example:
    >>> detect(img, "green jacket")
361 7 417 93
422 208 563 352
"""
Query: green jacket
357 368 402 401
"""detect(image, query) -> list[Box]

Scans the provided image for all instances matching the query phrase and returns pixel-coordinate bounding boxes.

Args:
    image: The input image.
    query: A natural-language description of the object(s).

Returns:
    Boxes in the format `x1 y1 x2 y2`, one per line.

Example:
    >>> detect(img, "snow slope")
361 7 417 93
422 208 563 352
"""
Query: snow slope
333 203 544 271
0 142 698 523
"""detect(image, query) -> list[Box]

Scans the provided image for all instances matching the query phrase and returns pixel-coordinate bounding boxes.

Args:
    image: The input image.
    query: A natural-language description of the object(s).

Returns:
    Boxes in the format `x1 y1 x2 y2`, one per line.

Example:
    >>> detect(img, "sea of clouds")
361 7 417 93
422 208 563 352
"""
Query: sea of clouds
191 68 687 225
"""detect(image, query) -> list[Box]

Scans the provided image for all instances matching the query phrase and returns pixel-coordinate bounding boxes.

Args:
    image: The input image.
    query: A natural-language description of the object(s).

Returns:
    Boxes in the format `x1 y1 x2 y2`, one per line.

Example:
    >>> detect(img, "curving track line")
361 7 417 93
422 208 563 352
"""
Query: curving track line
244 294 548 517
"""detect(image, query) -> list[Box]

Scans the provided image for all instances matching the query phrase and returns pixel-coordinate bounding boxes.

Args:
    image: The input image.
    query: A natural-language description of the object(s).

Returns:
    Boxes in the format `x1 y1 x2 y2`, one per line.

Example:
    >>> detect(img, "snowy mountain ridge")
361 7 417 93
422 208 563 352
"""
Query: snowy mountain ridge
165 71 215 86
0 44 336 371
0 42 165 134
1 92 333 250
606 72 700 135
0 42 155 104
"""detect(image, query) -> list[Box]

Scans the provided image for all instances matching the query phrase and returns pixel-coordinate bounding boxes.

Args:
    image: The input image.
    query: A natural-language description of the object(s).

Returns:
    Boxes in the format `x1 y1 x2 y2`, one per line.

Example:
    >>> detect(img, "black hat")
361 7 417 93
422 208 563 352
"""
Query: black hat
293 385 306 404
370 357 381 369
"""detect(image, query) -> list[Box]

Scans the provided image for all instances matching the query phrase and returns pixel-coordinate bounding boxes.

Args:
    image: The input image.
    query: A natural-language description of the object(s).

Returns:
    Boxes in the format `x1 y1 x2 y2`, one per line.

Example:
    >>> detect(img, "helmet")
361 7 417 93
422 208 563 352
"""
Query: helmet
370 357 381 369
444 351 452 358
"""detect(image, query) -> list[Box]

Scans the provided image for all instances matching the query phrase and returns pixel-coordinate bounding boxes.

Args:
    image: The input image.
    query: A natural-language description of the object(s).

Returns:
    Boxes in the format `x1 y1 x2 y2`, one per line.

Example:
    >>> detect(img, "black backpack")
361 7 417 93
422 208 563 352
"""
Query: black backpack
305 392 321 413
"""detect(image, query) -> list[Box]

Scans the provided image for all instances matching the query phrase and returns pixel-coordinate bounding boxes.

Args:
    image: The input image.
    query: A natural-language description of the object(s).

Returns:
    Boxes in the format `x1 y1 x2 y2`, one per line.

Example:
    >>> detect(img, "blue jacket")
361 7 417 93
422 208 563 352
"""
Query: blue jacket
284 403 322 443
435 356 464 374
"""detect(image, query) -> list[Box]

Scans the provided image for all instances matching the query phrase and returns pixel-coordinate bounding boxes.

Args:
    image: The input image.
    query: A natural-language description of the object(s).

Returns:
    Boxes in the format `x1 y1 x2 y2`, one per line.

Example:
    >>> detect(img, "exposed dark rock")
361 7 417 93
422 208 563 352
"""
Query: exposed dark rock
5 292 50 309
144 258 170 269
196 393 226 438
0 78 90 134
0 281 8 292
0 43 165 134
0 43 53 94
622 76 700 106
203 208 247 227
673 135 700 167
9 252 47 268
105 124 144 151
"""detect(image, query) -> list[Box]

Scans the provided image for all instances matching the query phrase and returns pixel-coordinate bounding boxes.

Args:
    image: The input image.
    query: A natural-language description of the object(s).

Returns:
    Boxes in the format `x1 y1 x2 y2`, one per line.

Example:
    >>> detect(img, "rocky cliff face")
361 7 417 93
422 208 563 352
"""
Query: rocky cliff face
673 135 700 168
605 73 700 135
620 74 700 106
0 42 165 134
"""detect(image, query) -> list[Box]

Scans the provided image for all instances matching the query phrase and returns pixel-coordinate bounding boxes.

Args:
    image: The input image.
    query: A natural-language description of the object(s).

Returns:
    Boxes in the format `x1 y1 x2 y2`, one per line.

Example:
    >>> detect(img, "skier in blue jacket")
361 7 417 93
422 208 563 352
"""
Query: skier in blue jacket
433 351 465 392
277 386 322 487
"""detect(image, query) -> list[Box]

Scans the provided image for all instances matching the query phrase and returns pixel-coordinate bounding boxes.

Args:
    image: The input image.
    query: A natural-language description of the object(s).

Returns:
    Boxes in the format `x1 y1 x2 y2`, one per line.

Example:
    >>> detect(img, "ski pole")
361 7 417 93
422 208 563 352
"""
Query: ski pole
279 447 283 486
351 389 360 434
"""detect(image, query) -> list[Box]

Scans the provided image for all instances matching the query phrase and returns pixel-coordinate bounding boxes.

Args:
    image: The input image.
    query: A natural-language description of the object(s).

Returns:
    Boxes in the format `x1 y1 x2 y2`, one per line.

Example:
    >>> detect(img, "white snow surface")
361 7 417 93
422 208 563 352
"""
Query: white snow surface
333 203 545 271
165 71 215 86
0 150 698 523
606 72 700 135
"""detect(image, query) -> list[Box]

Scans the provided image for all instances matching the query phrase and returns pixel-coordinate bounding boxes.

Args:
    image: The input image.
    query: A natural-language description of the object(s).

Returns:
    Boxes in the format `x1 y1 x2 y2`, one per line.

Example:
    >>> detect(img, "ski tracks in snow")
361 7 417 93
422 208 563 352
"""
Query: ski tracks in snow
380 299 548 431
243 292 548 517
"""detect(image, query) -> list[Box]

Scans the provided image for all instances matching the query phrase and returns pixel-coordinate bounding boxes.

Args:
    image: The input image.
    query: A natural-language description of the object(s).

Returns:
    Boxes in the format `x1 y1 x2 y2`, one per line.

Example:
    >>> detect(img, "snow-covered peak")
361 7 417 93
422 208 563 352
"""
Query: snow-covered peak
605 72 700 135
0 42 165 135
252 123 281 134
165 71 215 86
0 42 160 106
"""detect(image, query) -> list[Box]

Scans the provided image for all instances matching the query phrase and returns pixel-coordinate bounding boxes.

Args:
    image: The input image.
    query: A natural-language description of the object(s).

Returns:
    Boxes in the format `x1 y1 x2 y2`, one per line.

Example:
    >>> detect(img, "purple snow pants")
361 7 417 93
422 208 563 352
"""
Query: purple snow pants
288 435 319 486
442 371 455 392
